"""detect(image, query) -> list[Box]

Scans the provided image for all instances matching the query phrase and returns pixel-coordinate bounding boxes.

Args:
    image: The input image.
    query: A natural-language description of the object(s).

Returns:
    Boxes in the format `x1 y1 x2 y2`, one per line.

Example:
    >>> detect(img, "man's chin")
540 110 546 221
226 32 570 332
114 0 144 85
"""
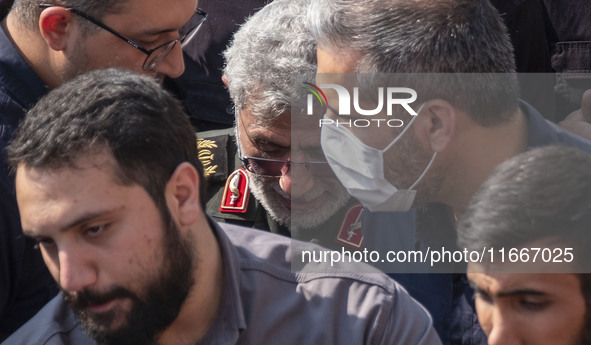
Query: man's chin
73 297 149 345
78 305 126 335
79 310 151 345
248 173 352 230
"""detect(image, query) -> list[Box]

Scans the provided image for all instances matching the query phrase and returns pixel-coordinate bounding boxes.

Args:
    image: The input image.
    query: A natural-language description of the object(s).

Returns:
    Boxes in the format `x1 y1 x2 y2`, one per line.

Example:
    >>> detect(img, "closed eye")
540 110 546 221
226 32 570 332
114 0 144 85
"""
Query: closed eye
84 224 109 237
518 297 550 312
34 237 55 249
473 289 493 304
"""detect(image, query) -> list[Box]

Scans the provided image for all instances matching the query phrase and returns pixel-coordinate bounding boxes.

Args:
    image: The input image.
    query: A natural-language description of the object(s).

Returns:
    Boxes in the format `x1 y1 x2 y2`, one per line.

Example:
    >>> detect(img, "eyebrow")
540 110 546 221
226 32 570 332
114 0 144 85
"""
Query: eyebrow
496 289 547 298
23 208 119 238
471 283 547 299
137 27 178 38
247 133 290 150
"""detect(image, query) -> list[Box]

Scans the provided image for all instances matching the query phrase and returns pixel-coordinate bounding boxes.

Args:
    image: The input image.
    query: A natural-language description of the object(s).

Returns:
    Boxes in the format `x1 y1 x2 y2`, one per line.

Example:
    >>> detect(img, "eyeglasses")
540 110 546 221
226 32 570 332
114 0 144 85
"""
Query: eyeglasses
38 4 207 71
241 156 334 177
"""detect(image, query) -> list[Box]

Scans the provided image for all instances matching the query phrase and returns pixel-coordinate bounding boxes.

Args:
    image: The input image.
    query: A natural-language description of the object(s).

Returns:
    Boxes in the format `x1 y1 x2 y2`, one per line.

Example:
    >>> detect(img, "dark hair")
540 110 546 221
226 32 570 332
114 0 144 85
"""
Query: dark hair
12 0 124 31
458 145 591 262
6 68 204 213
308 0 519 126
457 145 591 341
223 0 316 126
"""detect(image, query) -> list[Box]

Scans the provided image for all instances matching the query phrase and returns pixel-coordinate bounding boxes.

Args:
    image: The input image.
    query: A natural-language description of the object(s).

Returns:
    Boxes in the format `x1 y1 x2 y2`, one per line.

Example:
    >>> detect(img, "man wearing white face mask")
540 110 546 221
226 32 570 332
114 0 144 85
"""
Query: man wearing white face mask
308 0 591 344
321 103 434 213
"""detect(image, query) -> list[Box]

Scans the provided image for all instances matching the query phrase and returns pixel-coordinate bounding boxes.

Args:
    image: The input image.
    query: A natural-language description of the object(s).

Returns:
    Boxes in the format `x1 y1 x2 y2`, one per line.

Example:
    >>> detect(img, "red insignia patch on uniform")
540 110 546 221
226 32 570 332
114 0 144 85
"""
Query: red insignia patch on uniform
335 203 364 249
220 168 250 213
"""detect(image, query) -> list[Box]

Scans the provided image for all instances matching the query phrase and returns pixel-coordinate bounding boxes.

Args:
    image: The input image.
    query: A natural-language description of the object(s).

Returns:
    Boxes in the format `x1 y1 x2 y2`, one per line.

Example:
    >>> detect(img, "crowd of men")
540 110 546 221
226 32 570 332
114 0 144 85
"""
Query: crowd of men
0 0 590 344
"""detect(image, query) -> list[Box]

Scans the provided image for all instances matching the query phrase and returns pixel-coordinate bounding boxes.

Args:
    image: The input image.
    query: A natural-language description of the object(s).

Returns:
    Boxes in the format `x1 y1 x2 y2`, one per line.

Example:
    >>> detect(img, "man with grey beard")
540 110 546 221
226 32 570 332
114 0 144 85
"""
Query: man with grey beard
199 0 368 250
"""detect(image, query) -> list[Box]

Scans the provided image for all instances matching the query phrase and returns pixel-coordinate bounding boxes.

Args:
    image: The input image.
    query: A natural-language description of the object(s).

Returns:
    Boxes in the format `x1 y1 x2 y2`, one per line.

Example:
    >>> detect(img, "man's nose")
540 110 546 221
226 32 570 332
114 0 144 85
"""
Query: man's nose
279 161 315 199
154 42 185 79
485 312 523 345
57 247 97 293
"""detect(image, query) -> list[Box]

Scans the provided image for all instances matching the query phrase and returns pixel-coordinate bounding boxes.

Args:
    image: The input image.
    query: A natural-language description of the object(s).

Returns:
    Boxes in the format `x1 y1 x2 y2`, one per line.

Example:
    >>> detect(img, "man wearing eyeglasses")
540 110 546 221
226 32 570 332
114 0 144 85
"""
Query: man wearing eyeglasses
0 0 205 339
195 0 376 252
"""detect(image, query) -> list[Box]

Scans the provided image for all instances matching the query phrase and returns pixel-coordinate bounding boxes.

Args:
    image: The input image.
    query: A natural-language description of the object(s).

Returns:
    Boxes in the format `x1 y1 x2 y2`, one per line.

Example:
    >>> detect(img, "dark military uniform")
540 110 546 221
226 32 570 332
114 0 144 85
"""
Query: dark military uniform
197 128 365 251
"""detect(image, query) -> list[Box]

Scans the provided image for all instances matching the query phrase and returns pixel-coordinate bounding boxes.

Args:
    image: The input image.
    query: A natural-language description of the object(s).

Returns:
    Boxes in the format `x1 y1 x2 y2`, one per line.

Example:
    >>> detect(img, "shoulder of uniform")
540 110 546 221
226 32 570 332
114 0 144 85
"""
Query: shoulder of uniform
197 129 268 224
196 128 238 182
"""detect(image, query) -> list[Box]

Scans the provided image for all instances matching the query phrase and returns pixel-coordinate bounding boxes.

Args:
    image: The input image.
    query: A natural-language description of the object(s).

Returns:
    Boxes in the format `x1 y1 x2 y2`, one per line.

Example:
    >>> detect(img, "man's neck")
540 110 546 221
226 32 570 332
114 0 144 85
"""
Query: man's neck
4 13 60 88
442 107 529 217
157 217 224 345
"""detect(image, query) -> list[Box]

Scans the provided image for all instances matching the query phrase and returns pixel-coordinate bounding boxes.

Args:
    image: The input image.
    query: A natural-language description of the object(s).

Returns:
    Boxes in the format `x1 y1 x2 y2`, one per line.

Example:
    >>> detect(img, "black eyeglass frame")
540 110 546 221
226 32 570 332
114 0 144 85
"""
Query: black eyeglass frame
38 3 207 71
240 156 331 177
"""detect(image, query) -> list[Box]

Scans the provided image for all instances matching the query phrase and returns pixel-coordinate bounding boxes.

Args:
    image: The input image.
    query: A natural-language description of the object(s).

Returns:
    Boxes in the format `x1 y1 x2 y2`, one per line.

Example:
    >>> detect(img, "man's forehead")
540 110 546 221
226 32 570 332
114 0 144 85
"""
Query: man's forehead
243 116 323 150
16 152 118 186
469 271 579 294
105 0 197 34
16 166 134 238
241 108 290 133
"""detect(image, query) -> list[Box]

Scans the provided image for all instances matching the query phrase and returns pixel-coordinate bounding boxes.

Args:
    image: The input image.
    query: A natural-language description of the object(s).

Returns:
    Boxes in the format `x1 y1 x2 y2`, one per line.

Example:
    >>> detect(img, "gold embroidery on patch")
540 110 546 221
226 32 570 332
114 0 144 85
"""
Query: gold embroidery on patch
197 139 218 177
198 139 218 150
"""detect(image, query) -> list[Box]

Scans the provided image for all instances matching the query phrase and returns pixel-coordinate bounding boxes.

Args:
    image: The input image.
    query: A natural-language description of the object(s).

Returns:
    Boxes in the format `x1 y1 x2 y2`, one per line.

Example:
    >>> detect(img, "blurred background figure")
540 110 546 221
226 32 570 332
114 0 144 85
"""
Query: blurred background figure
458 145 591 345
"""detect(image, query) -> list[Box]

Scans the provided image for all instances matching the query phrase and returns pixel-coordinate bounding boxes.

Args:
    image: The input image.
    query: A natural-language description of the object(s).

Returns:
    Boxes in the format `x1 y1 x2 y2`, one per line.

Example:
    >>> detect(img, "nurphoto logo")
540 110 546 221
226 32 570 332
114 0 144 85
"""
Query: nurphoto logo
303 82 419 128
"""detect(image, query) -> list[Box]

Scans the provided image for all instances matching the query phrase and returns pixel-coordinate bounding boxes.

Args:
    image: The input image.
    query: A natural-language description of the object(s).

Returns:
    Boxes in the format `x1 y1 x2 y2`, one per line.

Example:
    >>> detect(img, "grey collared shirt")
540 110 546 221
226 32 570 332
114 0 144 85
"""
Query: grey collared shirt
3 218 441 345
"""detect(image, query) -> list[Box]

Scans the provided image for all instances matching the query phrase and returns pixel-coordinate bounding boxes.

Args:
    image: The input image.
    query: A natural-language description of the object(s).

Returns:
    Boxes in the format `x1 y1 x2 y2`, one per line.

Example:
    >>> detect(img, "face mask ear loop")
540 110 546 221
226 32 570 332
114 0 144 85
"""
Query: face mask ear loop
408 152 437 191
380 103 425 153
235 115 244 160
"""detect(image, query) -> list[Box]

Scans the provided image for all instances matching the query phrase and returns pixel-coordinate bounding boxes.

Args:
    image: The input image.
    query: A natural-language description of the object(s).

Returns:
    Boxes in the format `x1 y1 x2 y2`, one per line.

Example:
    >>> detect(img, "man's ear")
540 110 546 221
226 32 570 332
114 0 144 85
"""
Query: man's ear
166 162 201 227
221 75 229 88
39 7 75 51
417 99 456 153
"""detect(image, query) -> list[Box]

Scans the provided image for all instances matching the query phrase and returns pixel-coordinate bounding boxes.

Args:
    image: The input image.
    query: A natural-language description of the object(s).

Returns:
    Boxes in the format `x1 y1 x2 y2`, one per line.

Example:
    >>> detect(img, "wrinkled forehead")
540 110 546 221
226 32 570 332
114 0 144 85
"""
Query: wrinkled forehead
247 118 322 150
239 106 290 131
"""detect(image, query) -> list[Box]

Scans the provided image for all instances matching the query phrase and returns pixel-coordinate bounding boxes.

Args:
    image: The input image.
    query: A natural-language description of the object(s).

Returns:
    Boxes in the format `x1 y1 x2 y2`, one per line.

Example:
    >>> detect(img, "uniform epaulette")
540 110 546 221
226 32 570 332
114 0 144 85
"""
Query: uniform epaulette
196 128 238 183
219 168 250 213
196 129 261 219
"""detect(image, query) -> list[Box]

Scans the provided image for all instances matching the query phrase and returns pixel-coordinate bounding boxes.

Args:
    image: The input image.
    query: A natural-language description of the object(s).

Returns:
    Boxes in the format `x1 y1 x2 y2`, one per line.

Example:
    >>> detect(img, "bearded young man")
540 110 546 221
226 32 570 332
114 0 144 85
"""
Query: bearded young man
2 68 441 345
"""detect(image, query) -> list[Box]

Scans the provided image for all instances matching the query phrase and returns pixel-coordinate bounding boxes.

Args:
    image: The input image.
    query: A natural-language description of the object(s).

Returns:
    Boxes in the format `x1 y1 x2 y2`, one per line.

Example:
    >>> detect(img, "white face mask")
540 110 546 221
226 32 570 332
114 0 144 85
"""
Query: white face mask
320 107 437 212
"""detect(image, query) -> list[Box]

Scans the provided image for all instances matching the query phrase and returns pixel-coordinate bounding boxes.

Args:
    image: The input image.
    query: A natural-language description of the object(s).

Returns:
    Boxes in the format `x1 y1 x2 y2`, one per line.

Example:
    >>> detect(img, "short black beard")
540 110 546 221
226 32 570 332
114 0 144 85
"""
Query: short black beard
63 210 195 345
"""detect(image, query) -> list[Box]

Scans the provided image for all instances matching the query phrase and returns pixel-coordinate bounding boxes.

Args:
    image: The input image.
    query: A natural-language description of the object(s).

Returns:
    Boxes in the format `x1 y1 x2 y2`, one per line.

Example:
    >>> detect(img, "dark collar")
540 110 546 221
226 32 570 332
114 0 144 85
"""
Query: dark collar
0 24 49 113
